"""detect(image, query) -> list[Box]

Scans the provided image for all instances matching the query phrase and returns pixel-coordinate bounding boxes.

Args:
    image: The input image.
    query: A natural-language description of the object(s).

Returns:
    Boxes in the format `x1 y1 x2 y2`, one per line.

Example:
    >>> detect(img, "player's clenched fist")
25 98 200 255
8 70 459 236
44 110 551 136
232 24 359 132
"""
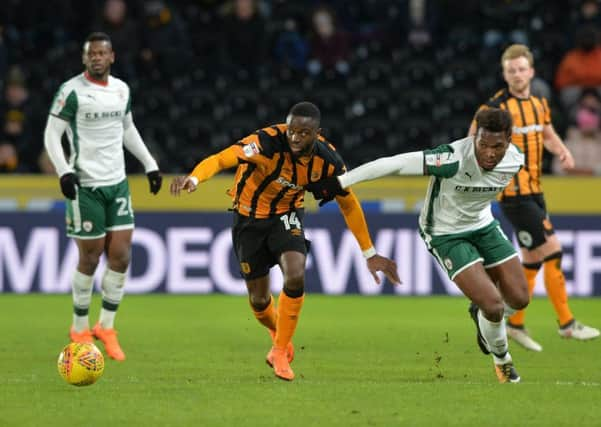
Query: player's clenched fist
170 176 197 196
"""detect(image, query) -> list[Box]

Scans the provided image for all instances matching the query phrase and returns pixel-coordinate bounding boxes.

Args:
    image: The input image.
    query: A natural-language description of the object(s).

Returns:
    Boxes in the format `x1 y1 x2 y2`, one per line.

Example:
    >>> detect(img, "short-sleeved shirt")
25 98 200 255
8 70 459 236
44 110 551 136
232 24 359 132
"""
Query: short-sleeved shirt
228 124 347 219
473 89 551 198
419 136 524 237
49 73 131 187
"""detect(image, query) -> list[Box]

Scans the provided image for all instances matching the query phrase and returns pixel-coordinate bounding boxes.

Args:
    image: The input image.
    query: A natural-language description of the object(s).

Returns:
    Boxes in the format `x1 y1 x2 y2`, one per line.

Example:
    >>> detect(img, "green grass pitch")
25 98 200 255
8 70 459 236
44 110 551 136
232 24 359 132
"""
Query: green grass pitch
1 294 600 426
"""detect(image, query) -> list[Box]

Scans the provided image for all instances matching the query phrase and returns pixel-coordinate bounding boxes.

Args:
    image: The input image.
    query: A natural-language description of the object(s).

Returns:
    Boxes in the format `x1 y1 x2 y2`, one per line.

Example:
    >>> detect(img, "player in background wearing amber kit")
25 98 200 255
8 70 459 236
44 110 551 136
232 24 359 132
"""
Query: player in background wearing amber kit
469 44 599 352
170 102 399 381
44 33 163 360
307 108 528 383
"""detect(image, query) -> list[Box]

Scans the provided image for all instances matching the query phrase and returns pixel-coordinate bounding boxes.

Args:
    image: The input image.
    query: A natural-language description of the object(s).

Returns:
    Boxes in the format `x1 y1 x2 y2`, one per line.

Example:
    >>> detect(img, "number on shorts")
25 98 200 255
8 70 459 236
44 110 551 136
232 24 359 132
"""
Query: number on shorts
280 212 301 230
116 197 132 216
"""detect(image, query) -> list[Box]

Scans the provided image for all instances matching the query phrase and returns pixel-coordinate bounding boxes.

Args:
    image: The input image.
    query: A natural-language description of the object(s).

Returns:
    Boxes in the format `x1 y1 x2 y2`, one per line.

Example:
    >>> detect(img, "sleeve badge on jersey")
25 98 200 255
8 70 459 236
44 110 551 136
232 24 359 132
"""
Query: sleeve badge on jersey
242 142 260 158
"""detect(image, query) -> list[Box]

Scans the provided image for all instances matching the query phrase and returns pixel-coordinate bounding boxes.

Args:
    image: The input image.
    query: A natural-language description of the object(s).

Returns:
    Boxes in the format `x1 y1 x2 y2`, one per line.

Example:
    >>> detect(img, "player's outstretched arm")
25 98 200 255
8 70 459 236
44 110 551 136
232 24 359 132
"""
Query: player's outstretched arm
366 254 401 285
335 191 401 285
170 176 198 196
171 146 240 197
307 151 424 206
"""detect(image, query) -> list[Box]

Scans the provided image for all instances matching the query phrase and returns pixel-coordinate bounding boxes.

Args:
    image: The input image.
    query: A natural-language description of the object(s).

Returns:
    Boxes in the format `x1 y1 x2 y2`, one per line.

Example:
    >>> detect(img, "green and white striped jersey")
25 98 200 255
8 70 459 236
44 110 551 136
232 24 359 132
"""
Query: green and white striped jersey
419 136 524 236
49 73 132 186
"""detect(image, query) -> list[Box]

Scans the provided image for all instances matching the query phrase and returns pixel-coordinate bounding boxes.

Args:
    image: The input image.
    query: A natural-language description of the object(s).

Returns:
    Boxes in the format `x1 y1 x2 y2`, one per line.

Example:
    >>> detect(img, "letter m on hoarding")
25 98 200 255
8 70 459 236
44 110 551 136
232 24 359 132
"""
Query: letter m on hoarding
0 228 58 292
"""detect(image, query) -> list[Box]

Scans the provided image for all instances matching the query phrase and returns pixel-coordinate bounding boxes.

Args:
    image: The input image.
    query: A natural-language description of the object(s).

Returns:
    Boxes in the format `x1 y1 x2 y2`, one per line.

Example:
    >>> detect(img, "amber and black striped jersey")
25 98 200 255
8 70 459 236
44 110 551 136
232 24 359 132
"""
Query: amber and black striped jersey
228 124 346 218
190 123 346 219
188 123 375 252
474 88 551 198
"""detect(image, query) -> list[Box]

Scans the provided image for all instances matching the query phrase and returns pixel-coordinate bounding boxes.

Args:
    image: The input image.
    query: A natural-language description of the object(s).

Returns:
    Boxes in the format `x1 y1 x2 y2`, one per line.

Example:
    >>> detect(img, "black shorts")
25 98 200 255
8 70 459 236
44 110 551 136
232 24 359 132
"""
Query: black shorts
231 210 310 280
499 194 555 250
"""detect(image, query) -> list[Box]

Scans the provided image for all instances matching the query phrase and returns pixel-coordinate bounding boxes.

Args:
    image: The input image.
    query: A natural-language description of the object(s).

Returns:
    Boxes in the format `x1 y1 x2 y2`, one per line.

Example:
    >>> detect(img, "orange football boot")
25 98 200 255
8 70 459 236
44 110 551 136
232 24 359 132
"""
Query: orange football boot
92 323 126 361
266 329 294 366
270 347 294 381
69 327 94 344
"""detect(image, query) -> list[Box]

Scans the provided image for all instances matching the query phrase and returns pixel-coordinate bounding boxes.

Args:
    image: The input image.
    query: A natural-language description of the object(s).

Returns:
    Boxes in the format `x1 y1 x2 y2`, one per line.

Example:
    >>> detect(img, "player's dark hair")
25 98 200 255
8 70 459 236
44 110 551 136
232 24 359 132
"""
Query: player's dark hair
289 102 321 125
476 108 513 138
84 32 112 48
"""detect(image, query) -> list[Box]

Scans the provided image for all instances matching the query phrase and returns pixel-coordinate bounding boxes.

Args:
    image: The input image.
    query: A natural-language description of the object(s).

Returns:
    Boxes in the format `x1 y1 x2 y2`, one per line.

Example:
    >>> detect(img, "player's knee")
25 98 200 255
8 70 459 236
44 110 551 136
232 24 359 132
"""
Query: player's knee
513 291 529 311
78 249 102 272
481 299 504 322
108 251 131 273
509 277 530 311
249 293 271 311
283 274 305 296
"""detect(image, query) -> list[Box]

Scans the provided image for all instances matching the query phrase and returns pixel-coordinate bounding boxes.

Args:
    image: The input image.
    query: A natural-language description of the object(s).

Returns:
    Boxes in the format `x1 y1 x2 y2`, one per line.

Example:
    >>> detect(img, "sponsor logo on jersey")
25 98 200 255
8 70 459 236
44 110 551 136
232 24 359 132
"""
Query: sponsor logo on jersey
276 177 303 190
454 186 504 193
513 124 543 134
242 142 260 158
84 111 123 120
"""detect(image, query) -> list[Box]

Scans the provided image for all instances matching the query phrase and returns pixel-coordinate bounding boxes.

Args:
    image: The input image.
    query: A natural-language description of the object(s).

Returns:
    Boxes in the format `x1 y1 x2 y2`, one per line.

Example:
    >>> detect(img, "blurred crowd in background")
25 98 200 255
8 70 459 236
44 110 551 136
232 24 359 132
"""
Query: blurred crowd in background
1 0 601 174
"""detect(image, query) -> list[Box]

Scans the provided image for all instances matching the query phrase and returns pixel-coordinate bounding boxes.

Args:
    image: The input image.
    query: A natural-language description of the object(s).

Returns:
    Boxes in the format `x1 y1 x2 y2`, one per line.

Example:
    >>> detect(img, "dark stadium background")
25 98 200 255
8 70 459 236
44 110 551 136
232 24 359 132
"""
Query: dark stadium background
0 0 593 173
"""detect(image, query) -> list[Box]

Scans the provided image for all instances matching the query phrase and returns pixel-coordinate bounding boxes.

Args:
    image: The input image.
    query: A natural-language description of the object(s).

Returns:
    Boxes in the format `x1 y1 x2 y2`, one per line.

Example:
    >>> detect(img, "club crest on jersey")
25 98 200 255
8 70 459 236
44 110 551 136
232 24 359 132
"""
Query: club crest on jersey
518 231 533 247
311 172 321 180
243 142 260 158
83 221 93 232
443 258 453 270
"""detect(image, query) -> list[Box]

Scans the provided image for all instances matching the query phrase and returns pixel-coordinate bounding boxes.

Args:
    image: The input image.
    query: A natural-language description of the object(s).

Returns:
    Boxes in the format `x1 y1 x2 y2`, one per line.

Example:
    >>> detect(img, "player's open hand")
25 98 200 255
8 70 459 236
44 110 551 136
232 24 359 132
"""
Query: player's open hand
559 148 575 171
366 254 401 285
170 176 197 196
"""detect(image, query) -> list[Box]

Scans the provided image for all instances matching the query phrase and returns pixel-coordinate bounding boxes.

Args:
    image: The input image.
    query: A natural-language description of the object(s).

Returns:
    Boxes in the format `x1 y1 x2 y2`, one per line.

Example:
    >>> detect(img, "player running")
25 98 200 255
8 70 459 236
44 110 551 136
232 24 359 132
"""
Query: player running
470 44 599 351
307 108 528 383
170 101 400 381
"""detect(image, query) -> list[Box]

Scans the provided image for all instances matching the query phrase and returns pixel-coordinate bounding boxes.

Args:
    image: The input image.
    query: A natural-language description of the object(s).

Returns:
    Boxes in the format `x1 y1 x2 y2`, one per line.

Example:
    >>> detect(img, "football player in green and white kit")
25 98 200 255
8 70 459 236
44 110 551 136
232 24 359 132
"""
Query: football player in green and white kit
306 108 529 383
44 32 162 361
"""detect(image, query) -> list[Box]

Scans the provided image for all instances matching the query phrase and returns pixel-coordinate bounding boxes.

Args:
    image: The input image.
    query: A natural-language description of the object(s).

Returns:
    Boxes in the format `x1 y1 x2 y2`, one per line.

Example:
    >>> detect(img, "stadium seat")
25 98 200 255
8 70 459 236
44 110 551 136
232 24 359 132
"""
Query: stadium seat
213 115 259 150
440 89 479 116
395 58 436 87
393 88 435 118
353 59 392 91
348 88 390 119
441 116 473 142
394 116 434 151
306 88 348 117
223 88 260 118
